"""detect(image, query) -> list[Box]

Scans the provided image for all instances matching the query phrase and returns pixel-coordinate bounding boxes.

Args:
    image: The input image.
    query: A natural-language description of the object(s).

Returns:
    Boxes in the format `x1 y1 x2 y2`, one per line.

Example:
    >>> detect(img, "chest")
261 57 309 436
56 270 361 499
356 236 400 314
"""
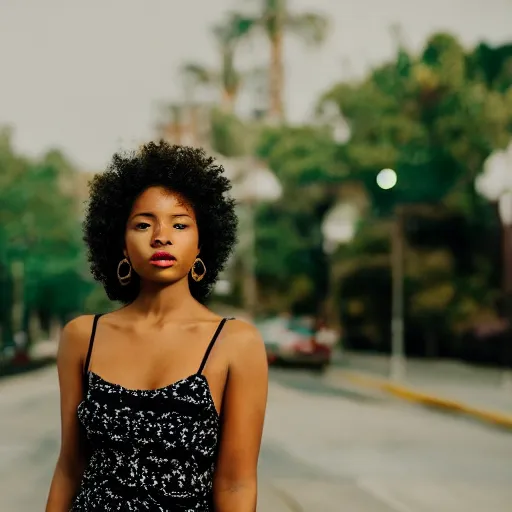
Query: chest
79 372 220 451
88 330 223 390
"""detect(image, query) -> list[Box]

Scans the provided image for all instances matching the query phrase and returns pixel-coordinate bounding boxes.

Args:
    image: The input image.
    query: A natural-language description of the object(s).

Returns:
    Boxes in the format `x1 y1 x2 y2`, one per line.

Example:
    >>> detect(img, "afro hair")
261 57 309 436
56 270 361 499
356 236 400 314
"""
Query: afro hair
83 141 238 304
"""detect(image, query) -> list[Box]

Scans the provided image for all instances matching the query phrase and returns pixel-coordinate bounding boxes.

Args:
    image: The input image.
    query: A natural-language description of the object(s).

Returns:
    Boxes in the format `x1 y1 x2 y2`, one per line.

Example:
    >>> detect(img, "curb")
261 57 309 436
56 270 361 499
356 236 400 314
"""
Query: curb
0 356 56 381
342 371 512 430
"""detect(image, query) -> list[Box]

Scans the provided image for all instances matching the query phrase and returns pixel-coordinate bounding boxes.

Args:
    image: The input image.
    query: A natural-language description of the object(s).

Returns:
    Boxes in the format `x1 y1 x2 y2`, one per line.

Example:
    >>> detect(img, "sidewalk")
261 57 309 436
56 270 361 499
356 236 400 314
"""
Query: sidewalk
30 339 59 359
0 339 58 381
258 481 301 512
327 351 512 430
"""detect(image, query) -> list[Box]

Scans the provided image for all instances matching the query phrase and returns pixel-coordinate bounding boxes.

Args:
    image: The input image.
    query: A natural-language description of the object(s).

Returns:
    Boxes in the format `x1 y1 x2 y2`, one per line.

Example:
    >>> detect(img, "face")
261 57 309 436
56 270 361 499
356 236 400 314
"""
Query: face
124 186 200 286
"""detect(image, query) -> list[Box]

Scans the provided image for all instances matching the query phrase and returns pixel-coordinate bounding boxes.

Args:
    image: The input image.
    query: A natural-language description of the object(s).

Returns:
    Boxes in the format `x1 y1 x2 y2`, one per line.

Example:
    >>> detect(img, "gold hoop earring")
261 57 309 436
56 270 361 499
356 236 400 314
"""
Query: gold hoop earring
117 258 132 286
191 257 206 282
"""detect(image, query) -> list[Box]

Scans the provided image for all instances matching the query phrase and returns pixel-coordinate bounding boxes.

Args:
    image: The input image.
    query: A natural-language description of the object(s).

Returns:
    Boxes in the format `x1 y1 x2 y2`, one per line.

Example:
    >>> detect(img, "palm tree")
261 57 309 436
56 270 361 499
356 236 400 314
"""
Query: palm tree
232 0 329 122
181 16 247 113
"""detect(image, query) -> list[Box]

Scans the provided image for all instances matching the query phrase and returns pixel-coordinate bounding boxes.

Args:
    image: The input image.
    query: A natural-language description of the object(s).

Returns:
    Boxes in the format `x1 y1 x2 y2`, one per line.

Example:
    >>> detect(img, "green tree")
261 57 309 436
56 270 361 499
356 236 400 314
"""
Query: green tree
0 127 89 353
253 124 344 314
468 42 512 92
316 32 512 356
320 32 512 217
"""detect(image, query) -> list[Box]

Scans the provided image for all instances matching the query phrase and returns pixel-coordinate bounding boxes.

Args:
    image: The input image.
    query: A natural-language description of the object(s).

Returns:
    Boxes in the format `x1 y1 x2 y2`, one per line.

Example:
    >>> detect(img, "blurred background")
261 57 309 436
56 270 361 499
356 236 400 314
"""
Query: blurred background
1 0 512 510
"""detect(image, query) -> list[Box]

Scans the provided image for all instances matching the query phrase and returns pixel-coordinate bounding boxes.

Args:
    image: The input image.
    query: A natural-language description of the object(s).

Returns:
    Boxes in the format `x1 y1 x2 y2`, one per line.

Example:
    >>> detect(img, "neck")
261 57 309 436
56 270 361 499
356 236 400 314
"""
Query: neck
130 277 202 321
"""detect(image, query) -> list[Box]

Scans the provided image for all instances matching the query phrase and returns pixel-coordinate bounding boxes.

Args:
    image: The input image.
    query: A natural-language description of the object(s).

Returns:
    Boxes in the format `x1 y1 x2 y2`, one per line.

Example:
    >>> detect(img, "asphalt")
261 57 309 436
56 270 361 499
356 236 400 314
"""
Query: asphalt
1 364 512 511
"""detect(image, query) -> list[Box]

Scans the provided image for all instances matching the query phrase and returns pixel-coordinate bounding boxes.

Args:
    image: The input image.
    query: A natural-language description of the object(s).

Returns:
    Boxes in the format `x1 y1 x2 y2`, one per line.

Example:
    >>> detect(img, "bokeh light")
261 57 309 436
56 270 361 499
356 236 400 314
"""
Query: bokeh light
376 168 398 190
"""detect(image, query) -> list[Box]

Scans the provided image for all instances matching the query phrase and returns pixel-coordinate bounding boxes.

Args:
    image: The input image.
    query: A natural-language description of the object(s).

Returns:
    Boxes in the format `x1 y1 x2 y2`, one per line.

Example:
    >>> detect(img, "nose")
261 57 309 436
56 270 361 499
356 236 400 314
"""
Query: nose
151 224 173 247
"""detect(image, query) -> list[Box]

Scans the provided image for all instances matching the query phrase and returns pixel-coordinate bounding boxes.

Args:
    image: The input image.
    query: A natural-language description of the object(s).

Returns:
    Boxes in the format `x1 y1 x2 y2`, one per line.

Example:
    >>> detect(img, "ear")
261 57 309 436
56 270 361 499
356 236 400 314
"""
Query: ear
123 249 128 259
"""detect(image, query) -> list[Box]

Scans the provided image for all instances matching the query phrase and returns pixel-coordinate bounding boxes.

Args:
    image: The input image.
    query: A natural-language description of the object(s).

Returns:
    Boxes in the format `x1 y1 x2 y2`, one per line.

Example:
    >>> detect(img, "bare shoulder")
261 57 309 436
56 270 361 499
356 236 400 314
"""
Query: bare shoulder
223 319 263 344
58 315 97 363
222 319 266 366
61 315 97 343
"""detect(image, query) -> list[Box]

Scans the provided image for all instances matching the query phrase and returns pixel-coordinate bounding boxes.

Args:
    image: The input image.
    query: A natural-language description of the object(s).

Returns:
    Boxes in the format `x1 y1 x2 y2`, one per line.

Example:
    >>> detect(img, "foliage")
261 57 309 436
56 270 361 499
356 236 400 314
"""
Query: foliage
0 127 96 348
251 33 512 359
210 108 256 157
256 124 346 187
316 34 512 356
252 124 344 314
320 33 512 217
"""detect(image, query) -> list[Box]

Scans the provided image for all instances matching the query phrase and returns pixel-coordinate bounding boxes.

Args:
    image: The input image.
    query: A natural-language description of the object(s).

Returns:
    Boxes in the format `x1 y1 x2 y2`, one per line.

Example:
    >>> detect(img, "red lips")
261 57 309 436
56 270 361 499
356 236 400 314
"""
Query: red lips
149 251 176 268
150 251 176 261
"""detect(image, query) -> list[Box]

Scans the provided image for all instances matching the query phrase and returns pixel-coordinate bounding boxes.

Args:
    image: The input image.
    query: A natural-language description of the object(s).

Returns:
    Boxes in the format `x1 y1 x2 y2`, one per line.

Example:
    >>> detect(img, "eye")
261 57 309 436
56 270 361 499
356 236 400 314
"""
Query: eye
174 223 188 230
135 222 151 230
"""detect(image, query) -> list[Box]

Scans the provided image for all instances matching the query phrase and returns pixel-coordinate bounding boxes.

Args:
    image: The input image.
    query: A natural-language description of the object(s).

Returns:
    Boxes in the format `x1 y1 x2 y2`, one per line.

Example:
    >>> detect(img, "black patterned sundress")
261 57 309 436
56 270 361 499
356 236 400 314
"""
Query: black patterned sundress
71 315 229 511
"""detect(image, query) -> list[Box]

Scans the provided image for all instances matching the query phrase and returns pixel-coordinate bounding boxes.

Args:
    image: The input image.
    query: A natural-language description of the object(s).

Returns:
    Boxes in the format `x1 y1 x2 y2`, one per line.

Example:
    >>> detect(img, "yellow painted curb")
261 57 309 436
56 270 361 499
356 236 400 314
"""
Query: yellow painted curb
342 371 512 430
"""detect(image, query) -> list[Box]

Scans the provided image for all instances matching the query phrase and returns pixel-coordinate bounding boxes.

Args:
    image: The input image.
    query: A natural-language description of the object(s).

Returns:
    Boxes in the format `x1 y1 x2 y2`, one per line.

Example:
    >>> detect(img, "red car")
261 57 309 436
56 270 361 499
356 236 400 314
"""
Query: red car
260 316 336 371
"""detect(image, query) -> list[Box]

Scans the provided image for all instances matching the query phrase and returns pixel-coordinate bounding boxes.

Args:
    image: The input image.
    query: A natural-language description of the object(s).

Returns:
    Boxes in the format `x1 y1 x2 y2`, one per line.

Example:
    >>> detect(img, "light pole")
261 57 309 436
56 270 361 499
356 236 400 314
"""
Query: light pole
225 157 282 319
321 202 358 332
376 168 405 381
11 260 24 340
475 142 512 390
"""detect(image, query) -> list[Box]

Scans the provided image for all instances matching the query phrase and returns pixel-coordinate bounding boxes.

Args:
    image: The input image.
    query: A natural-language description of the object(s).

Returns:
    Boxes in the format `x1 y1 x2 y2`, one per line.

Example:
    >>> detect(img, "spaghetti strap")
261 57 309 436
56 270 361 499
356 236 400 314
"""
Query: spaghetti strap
197 318 229 375
83 314 102 376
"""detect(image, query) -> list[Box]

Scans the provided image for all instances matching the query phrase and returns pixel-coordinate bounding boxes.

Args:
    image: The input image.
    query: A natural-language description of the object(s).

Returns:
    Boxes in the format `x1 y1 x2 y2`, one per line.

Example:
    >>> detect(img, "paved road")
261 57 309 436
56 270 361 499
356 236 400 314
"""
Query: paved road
1 366 511 511
336 351 512 414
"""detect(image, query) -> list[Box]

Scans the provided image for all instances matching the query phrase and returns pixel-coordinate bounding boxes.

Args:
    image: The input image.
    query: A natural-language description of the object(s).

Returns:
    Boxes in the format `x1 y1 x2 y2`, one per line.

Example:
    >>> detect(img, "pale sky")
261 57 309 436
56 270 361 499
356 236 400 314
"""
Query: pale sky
1 0 511 171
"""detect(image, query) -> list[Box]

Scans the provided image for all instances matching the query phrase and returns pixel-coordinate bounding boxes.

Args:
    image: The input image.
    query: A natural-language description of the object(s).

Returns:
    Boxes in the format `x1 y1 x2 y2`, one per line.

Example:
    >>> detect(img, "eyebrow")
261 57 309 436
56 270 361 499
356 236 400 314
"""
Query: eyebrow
130 212 192 221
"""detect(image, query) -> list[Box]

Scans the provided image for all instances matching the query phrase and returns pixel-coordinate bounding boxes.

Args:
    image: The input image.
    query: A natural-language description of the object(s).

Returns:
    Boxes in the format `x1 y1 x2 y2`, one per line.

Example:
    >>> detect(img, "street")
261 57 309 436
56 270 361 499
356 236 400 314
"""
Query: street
1 365 511 511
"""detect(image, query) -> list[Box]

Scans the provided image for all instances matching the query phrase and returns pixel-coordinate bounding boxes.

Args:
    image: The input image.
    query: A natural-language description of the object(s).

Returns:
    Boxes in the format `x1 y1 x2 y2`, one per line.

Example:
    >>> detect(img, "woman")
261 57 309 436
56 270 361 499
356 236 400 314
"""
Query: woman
45 142 268 511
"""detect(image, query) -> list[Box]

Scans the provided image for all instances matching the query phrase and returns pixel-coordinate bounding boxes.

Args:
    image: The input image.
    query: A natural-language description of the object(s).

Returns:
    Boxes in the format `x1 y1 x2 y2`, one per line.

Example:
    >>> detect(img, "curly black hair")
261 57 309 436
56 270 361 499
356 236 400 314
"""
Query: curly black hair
83 141 238 304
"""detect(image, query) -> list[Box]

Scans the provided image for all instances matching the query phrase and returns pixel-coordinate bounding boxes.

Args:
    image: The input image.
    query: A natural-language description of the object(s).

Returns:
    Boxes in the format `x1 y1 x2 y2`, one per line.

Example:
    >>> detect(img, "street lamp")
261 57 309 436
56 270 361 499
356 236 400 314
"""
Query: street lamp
321 202 358 332
376 168 398 190
224 157 282 318
475 142 512 390
376 168 405 381
231 161 282 203
322 202 358 254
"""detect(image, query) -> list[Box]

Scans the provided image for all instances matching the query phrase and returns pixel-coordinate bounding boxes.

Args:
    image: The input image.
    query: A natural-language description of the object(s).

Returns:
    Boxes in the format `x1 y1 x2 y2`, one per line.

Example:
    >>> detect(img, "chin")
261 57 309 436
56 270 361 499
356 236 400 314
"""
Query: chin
143 272 187 285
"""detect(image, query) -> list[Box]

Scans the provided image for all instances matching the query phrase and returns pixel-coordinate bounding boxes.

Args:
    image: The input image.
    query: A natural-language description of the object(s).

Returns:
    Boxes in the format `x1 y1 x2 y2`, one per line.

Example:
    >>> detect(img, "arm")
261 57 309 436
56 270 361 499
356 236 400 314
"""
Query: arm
45 316 93 511
213 322 268 512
